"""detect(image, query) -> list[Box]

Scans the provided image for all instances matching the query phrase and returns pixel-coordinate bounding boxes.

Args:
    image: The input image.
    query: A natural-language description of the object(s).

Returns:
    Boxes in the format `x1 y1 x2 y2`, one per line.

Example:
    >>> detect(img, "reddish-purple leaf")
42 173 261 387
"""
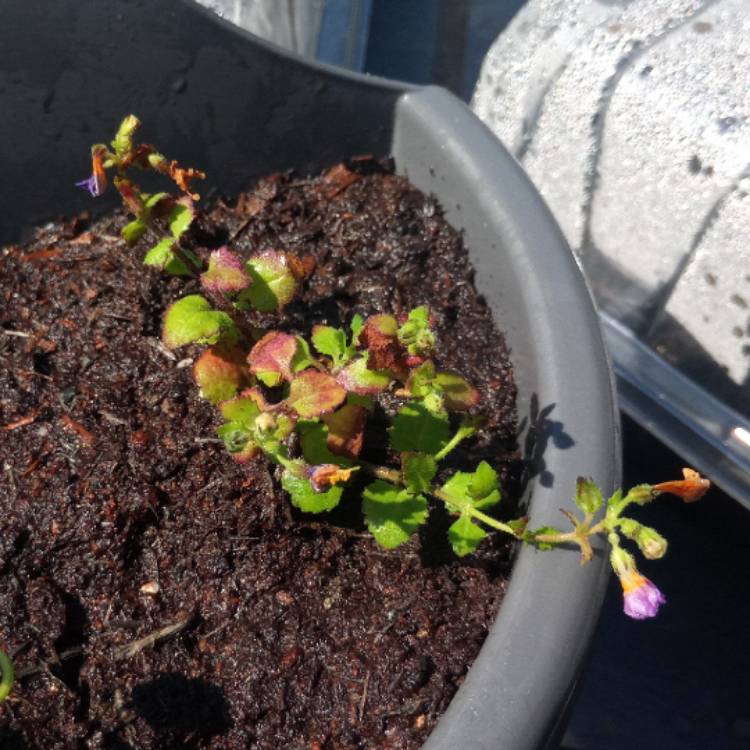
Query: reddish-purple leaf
336 357 391 395
193 345 249 404
359 314 407 375
248 331 298 387
288 370 347 418
322 404 367 458
201 247 251 294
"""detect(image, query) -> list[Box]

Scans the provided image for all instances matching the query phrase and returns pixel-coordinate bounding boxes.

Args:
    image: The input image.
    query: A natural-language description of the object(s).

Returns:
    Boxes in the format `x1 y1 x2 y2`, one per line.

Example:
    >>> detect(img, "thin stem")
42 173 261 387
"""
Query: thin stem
434 424 473 461
359 461 520 538
0 649 15 702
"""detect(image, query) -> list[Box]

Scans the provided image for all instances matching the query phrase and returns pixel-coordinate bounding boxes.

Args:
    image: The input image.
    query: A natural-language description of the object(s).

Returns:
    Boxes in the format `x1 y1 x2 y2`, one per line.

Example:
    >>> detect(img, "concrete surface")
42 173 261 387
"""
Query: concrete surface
472 0 750 407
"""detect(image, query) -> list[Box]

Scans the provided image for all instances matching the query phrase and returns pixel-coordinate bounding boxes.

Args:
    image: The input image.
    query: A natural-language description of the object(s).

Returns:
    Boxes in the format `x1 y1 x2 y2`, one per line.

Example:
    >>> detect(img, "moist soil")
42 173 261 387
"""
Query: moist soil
0 159 520 749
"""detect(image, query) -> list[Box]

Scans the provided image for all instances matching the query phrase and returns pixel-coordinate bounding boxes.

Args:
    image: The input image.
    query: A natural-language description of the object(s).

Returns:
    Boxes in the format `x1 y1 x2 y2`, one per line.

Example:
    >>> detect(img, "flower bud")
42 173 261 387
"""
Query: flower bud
636 526 668 560
653 467 710 503
255 412 276 434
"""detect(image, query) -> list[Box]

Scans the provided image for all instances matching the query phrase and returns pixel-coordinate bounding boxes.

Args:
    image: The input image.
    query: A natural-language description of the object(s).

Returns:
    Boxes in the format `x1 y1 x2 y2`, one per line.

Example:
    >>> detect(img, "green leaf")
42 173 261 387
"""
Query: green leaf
397 305 435 356
169 201 193 238
390 401 450 456
470 461 498 500
216 423 258 461
312 325 349 368
288 370 347 418
144 237 198 276
121 219 147 245
402 453 437 494
321 404 366 458
434 371 480 411
111 114 140 158
439 463 500 514
362 480 428 549
192 345 247 404
298 420 349 467
350 313 364 342
447 514 487 557
282 468 343 513
291 336 315 373
218 389 264 427
575 477 603 515
201 247 251 294
143 192 171 212
237 251 299 312
336 357 391 395
162 294 238 348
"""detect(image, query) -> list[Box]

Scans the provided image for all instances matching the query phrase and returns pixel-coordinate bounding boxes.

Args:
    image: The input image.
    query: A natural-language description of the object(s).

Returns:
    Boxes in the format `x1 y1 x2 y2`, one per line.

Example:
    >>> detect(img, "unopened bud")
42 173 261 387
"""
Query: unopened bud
636 526 668 560
255 412 276 433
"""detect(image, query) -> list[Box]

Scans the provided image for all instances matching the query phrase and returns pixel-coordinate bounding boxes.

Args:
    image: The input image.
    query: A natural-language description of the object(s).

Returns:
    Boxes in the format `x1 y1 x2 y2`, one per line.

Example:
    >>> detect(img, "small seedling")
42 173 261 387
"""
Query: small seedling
0 649 14 703
78 116 711 620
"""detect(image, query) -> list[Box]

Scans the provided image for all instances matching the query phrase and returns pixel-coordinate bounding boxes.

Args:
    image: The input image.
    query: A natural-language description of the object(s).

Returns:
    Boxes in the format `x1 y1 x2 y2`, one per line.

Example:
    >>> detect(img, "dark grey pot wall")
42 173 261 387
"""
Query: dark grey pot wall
0 2 620 748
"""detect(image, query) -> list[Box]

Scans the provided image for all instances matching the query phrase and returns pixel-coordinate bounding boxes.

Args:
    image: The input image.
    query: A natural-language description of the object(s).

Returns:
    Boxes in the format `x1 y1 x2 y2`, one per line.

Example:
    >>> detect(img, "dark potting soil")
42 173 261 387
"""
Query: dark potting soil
0 159 520 749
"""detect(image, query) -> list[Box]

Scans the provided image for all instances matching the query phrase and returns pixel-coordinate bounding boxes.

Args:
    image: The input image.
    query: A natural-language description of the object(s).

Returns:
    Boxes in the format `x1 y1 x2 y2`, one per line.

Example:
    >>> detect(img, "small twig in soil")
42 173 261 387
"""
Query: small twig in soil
16 617 192 680
3 411 40 431
146 337 177 361
113 617 191 660
358 670 371 722
0 329 32 338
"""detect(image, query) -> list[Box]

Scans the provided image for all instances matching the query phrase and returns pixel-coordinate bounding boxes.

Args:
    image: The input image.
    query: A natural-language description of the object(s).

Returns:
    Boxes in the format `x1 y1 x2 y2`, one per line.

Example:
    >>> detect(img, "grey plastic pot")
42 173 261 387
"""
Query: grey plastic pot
0 2 620 748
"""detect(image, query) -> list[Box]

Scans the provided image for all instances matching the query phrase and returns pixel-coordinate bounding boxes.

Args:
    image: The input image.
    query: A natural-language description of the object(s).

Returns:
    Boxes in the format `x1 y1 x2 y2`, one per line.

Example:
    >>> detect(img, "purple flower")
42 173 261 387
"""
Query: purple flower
620 569 666 620
75 147 107 197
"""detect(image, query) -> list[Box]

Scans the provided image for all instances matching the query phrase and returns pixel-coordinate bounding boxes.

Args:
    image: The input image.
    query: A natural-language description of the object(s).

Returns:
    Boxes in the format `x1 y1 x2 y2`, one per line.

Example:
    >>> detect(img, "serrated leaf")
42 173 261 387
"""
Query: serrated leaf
575 477 603 515
406 360 437 399
201 247 251 294
448 514 488 556
336 357 391 395
111 114 139 158
390 401 450 456
362 480 428 549
440 464 501 514
218 388 266 427
434 372 480 411
247 331 298 387
298 420 347 466
397 306 435 357
144 237 199 276
162 294 238 348
237 250 298 312
312 325 349 368
321 404 367 458
470 461 498 500
291 336 315 373
288 370 346 418
168 200 194 238
192 345 248 404
282 468 343 513
216 423 259 462
121 218 147 245
402 453 437 494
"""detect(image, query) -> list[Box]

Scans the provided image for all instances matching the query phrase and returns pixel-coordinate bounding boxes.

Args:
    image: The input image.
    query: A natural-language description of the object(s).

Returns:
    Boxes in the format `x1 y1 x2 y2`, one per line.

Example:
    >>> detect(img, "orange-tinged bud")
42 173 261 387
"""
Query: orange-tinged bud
653 468 710 503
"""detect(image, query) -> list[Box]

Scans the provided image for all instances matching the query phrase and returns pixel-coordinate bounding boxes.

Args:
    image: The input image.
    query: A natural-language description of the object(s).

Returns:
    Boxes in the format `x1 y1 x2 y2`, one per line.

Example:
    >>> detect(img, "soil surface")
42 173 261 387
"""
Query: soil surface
0 159 519 749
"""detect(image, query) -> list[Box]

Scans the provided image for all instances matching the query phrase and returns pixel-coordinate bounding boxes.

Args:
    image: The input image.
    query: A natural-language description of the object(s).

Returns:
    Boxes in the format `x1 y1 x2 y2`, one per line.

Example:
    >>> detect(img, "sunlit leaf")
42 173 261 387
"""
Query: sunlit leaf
390 401 450 456
282 466 343 513
193 345 248 404
201 247 251 294
237 250 299 312
247 331 298 387
288 370 346 418
162 294 237 348
362 480 428 549
336 356 391 395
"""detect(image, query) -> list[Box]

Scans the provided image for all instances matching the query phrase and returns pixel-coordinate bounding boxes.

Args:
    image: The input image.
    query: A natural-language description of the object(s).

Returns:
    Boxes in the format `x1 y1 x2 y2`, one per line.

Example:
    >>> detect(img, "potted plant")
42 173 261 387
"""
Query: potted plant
0 3 707 748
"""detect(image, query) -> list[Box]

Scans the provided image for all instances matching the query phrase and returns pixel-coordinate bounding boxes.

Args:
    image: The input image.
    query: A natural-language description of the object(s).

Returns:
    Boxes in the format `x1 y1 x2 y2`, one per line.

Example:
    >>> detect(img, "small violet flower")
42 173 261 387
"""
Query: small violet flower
75 147 107 197
619 568 666 620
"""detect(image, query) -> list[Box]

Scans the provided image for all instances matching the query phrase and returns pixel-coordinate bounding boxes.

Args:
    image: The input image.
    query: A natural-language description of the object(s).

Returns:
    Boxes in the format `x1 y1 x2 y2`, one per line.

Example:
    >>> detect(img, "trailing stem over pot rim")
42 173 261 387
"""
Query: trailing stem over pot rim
0 113 710 707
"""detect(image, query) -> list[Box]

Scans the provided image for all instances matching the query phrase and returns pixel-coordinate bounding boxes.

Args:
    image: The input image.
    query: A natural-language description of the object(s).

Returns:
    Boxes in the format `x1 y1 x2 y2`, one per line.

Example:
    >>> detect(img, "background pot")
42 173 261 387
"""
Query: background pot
0 2 620 747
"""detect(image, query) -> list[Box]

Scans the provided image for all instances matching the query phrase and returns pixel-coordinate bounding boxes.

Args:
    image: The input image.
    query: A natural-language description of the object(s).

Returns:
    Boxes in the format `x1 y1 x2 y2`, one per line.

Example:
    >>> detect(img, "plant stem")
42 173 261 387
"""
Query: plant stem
0 649 14 702
359 461 519 537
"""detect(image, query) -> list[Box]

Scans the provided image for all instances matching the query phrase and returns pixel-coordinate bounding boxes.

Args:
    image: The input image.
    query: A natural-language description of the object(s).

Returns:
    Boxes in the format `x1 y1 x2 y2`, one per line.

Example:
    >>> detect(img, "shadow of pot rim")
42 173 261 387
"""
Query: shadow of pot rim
0 2 621 747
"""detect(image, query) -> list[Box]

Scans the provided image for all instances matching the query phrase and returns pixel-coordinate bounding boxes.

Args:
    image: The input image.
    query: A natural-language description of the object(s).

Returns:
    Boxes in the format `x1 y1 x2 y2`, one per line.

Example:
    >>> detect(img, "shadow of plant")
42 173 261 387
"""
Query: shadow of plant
130 672 232 742
518 394 575 492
